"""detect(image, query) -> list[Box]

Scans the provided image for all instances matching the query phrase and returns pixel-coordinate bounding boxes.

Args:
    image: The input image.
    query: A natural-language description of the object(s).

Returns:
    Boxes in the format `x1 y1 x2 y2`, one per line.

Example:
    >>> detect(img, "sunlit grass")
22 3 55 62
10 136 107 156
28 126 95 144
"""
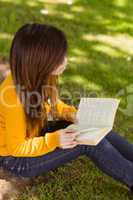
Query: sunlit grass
38 0 73 4
82 33 133 55
71 5 84 12
92 44 123 57
0 32 12 39
0 0 133 199
113 0 127 7
69 56 90 64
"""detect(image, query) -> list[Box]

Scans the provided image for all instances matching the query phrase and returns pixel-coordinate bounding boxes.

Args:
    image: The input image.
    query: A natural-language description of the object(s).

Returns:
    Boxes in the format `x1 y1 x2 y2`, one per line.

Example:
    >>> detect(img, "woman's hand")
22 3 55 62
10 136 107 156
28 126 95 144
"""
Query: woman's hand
58 128 80 149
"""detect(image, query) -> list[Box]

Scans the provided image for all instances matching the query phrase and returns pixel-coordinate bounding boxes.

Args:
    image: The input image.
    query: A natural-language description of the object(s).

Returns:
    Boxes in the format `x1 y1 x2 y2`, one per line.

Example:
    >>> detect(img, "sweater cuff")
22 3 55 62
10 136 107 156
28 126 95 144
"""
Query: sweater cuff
45 130 61 149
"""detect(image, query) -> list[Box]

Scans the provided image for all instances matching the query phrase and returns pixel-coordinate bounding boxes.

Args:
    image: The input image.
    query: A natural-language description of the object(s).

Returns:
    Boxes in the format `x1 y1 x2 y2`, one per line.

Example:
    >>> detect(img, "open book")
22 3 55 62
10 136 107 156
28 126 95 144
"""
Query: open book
66 98 120 145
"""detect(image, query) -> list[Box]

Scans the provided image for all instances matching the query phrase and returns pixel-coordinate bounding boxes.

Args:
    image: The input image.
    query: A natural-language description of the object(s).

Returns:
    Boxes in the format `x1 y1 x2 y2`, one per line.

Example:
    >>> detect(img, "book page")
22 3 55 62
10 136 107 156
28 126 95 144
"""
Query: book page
76 98 120 128
66 124 112 145
66 98 120 145
76 127 112 145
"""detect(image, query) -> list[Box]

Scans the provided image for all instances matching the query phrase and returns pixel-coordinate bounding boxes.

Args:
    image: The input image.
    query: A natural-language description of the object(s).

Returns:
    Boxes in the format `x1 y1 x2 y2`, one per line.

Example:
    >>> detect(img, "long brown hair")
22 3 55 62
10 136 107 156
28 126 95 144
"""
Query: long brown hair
9 23 68 138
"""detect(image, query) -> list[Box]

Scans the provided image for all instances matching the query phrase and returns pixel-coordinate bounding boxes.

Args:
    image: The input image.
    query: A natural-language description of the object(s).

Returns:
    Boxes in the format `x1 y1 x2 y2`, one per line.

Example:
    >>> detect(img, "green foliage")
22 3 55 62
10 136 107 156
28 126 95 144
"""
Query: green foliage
0 0 133 199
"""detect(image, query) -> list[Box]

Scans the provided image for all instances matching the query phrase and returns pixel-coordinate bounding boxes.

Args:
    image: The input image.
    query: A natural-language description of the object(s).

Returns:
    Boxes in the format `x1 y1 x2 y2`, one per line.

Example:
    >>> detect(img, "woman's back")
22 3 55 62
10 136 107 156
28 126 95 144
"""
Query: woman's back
0 72 77 157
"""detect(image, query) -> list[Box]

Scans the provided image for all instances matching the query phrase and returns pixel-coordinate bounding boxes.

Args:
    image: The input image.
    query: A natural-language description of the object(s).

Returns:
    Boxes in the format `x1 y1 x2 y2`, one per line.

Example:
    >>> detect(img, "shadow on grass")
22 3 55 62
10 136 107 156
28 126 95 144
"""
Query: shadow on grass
0 1 133 199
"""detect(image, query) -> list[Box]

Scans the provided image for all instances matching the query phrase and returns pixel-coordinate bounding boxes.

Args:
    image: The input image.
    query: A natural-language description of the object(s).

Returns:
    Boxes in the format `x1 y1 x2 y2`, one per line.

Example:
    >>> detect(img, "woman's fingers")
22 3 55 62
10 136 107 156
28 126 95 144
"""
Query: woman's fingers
63 132 80 138
65 129 77 133
61 140 77 146
59 128 80 149
64 130 80 136
61 133 80 143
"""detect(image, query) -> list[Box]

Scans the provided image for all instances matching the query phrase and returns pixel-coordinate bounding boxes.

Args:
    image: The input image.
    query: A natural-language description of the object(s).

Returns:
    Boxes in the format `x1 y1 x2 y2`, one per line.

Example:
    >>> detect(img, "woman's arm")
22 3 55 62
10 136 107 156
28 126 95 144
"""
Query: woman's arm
5 106 61 157
56 99 78 123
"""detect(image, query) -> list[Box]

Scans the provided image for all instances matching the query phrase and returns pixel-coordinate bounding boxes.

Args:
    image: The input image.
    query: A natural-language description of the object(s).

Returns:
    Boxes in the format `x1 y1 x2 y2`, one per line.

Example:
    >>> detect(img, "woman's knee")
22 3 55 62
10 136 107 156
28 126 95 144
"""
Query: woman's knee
78 138 112 157
92 138 113 154
105 130 118 140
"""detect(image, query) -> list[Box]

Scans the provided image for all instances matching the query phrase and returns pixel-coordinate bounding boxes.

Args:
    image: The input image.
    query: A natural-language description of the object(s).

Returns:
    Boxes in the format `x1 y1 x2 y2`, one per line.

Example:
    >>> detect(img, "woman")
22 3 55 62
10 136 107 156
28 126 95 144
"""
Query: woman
0 23 133 192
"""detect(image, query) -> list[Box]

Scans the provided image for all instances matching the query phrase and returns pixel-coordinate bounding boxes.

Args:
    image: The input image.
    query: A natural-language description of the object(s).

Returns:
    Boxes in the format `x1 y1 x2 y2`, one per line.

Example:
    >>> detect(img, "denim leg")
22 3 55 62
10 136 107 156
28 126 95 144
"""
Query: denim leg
2 137 133 188
2 144 87 178
2 156 30 177
105 130 133 162
83 137 133 187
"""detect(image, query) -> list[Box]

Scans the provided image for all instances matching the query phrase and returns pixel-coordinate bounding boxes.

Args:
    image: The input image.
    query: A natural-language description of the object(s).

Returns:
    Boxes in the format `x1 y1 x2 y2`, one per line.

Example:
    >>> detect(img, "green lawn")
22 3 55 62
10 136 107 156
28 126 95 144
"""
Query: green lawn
0 0 133 199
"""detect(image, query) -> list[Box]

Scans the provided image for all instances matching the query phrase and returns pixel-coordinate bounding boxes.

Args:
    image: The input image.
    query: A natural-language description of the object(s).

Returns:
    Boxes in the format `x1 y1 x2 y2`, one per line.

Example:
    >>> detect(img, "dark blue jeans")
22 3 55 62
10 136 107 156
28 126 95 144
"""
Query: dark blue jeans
0 120 133 188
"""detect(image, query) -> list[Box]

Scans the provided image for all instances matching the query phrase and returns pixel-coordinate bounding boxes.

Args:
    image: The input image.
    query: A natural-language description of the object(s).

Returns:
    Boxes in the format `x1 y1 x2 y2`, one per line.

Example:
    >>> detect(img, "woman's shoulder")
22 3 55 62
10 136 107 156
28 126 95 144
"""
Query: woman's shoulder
0 71 12 89
0 72 22 109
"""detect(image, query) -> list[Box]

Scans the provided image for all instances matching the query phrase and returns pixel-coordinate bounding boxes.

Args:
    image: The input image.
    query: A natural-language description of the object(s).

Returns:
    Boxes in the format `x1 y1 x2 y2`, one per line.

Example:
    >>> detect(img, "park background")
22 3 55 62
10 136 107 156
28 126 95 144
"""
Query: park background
0 0 133 199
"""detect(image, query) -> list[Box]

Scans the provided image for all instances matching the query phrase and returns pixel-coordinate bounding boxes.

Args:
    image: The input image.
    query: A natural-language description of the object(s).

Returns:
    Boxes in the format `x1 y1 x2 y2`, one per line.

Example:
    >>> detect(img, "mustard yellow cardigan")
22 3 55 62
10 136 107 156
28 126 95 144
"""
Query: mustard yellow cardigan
0 72 77 157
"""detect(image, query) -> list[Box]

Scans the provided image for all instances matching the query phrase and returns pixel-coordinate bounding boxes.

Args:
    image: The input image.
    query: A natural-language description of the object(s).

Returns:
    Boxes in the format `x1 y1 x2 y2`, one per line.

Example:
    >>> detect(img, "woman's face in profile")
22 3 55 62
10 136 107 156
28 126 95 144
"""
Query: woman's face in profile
51 56 67 75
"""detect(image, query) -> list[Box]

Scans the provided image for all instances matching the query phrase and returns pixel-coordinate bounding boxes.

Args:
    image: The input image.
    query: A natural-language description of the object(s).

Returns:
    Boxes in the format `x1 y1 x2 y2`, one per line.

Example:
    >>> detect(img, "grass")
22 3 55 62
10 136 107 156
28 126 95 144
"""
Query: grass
0 0 133 199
